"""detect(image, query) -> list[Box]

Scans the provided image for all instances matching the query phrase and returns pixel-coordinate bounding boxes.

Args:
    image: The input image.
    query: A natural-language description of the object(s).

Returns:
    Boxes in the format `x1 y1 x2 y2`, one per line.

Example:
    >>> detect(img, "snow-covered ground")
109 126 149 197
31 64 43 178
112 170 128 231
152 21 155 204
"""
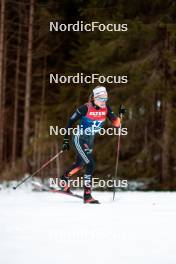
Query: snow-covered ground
0 188 176 264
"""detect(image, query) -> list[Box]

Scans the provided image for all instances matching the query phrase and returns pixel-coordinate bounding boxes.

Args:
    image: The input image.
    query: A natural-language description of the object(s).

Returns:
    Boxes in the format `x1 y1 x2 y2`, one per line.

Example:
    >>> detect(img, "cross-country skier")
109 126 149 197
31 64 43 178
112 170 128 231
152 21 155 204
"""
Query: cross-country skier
60 86 126 203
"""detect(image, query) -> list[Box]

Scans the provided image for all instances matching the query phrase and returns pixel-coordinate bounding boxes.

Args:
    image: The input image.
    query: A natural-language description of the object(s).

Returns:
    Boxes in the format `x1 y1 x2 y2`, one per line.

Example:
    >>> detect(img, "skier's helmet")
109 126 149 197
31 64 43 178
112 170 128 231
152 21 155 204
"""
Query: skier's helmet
93 86 108 98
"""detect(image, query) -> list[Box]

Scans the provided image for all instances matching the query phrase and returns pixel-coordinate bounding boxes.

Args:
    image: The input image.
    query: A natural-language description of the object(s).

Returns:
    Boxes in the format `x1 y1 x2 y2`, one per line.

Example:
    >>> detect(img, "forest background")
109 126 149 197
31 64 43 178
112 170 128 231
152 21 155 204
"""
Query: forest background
0 0 176 190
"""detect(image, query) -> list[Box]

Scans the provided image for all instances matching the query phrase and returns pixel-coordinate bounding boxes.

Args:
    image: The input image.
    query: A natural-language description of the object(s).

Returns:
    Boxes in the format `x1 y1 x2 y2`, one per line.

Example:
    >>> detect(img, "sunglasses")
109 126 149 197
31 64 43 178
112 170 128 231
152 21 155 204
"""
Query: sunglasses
95 97 108 102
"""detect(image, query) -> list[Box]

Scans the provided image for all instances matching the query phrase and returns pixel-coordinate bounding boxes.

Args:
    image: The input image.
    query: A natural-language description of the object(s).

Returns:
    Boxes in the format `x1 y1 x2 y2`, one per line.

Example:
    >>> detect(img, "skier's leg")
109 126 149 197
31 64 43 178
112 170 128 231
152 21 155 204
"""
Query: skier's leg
83 156 99 203
60 155 84 192
84 155 94 188
73 135 99 203
64 155 84 177
83 158 99 203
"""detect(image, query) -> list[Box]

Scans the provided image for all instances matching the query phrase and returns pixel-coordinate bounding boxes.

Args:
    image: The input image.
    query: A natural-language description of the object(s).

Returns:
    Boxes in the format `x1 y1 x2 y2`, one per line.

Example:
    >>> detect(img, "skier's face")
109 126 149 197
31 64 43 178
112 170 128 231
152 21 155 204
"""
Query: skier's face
94 93 108 108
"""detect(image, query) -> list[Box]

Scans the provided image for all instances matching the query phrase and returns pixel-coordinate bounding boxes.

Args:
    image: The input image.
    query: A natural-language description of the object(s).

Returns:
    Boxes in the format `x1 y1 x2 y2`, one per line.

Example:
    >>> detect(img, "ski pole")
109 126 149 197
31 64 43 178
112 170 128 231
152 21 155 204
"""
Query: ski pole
13 150 63 190
113 114 123 201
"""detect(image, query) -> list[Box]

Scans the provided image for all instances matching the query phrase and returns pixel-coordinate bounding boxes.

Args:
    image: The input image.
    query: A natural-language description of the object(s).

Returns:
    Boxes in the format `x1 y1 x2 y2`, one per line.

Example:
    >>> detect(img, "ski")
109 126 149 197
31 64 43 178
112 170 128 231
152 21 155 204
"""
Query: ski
32 181 83 200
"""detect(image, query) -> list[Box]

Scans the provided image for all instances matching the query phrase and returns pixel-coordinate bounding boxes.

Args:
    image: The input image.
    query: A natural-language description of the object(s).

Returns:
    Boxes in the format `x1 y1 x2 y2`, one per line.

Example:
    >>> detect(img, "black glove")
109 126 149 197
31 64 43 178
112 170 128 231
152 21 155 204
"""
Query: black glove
119 104 126 117
62 138 69 151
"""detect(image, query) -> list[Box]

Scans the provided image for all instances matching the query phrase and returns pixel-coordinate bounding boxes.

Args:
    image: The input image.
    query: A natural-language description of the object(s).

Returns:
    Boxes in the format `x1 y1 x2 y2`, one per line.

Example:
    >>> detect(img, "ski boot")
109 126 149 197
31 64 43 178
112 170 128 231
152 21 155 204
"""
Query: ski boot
84 187 100 204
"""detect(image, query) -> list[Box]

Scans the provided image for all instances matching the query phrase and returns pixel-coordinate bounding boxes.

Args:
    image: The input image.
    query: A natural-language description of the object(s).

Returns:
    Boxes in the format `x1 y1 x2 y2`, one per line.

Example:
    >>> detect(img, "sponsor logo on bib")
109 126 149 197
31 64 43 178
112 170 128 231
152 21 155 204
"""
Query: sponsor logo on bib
89 111 106 116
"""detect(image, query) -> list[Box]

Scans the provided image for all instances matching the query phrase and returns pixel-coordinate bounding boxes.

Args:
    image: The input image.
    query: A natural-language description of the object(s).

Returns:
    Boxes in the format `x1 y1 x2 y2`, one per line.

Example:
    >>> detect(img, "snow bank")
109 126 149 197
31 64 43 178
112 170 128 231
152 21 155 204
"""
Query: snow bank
0 190 176 264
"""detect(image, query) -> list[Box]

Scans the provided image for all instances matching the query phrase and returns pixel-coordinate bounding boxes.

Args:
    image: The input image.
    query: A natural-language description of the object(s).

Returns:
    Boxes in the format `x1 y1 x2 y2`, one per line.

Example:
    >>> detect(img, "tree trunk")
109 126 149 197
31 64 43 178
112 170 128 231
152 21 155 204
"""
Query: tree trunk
38 51 47 180
161 27 171 183
161 98 171 182
0 0 5 168
2 27 6 165
22 0 35 170
12 7 22 168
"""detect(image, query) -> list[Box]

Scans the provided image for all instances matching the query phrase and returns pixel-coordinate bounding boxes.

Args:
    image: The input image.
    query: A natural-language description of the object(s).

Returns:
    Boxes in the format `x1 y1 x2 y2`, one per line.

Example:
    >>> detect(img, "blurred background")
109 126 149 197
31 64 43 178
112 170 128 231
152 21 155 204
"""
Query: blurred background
0 0 176 190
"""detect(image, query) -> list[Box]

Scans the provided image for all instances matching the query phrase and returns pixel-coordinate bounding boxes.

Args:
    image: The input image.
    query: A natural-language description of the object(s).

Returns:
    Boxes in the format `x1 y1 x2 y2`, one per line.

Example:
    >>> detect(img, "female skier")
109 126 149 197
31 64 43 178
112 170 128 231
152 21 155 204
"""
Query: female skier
60 86 126 203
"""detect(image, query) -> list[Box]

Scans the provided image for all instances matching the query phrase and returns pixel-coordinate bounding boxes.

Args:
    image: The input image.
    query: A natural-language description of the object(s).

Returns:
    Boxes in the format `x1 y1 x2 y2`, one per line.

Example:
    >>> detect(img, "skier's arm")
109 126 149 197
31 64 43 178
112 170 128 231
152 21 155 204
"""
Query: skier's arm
64 105 88 139
107 105 121 128
62 105 88 151
65 105 88 134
